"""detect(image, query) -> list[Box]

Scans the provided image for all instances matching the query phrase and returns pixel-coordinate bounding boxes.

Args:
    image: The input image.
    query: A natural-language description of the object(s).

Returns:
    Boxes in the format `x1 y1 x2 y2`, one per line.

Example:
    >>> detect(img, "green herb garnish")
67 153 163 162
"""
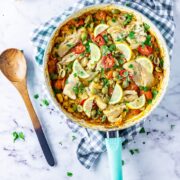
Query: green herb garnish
103 34 109 43
34 94 39 99
139 86 149 92
139 127 146 134
72 83 84 95
109 44 116 52
144 35 152 46
128 64 134 69
152 89 158 99
12 131 25 142
129 149 139 155
101 45 109 56
67 172 73 177
112 18 116 22
159 59 164 68
143 23 150 32
123 14 133 26
42 99 49 106
102 77 109 87
66 43 73 48
128 31 135 39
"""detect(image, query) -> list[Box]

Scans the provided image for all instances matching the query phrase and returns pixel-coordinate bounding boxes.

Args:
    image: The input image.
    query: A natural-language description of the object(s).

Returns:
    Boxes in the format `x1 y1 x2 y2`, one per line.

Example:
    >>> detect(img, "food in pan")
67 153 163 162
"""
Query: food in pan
47 8 164 127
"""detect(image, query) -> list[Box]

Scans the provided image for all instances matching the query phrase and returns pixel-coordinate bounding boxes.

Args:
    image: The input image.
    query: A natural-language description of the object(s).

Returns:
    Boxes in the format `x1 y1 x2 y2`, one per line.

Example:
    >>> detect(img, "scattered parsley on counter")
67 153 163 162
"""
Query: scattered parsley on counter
42 99 49 106
139 127 146 134
34 94 39 99
12 131 25 142
129 149 139 155
67 172 73 177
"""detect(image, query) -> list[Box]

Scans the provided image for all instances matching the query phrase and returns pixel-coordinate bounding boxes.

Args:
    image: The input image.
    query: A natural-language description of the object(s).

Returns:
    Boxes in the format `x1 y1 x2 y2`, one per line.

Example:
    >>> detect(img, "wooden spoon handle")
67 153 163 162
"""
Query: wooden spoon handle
15 81 55 166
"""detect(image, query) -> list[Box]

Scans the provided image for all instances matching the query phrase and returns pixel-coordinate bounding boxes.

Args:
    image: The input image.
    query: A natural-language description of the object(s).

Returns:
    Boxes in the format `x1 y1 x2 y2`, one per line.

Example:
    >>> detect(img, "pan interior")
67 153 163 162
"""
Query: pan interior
43 4 170 131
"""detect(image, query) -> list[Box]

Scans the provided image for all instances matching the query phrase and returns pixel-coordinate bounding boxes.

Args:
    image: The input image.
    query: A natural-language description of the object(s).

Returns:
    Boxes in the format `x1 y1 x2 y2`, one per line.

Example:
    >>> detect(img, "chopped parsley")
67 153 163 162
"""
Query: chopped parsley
109 44 116 52
100 68 105 76
143 35 152 46
139 86 149 92
116 36 124 42
159 58 164 68
84 41 91 53
101 115 107 122
147 99 152 104
103 34 109 43
67 172 73 177
42 99 49 106
73 73 78 77
72 83 84 95
72 104 77 112
101 45 109 56
128 64 134 69
66 62 73 73
128 31 135 39
34 94 39 99
66 43 73 48
123 14 133 26
102 77 109 87
129 149 139 155
139 127 146 134
12 131 25 142
123 71 129 77
119 59 124 65
143 23 150 32
112 17 116 22
152 89 158 99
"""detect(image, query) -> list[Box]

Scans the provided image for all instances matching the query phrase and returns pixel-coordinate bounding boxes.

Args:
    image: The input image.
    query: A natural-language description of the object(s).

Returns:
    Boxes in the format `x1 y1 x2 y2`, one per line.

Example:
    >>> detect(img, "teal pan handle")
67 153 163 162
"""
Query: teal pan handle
105 136 123 180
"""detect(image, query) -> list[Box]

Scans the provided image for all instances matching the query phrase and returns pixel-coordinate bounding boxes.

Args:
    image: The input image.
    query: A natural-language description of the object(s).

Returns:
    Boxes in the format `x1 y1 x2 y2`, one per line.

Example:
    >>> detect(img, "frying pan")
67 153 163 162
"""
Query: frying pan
43 4 170 180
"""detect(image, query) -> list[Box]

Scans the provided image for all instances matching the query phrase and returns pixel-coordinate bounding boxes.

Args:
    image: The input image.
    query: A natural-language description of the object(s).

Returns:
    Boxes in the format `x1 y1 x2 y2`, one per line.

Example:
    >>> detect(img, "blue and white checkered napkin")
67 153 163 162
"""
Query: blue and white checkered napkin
31 0 175 169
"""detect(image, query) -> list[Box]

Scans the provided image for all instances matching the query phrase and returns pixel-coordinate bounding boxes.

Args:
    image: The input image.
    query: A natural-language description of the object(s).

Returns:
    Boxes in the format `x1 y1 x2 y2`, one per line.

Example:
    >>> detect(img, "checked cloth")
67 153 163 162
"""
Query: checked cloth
31 0 175 169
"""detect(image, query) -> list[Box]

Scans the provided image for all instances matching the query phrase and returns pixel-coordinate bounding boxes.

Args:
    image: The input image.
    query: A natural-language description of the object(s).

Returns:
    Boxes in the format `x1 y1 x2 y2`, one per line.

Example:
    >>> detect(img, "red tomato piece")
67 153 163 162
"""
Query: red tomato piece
95 11 107 20
138 45 153 56
54 80 62 90
102 54 115 69
94 35 105 46
119 69 126 77
80 99 87 106
72 43 85 54
140 90 153 100
76 19 84 27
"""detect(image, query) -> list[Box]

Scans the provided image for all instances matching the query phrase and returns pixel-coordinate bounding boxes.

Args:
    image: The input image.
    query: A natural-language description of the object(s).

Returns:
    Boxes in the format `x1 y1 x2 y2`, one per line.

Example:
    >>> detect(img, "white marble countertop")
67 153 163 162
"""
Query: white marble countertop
0 0 180 180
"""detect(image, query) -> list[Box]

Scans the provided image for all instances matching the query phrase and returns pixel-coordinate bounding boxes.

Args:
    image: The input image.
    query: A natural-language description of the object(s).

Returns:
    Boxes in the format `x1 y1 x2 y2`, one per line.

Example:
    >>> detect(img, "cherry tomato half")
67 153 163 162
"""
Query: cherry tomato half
102 54 115 69
138 45 153 56
94 35 105 46
72 43 85 54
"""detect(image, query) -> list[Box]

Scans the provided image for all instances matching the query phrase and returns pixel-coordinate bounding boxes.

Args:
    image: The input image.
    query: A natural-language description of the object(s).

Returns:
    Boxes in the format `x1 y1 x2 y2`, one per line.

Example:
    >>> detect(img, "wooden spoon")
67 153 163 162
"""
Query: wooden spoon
0 48 55 166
